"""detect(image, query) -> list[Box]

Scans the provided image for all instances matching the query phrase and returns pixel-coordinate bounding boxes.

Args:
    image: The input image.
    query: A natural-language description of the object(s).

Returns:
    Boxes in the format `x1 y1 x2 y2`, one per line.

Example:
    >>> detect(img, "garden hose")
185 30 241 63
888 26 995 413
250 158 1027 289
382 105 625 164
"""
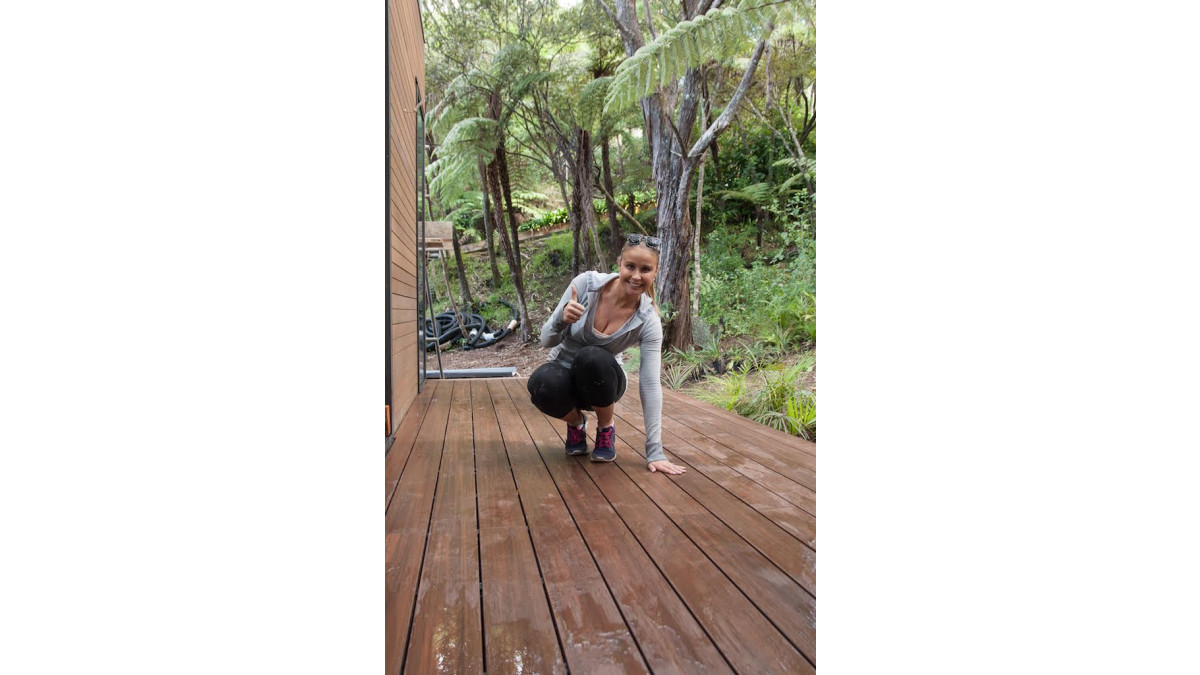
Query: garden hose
421 300 520 351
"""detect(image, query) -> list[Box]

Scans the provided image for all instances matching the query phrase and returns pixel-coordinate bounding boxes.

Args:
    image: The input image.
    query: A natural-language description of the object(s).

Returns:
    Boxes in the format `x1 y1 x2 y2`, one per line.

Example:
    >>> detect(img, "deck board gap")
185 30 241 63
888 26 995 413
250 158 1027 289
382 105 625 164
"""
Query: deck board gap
473 384 488 675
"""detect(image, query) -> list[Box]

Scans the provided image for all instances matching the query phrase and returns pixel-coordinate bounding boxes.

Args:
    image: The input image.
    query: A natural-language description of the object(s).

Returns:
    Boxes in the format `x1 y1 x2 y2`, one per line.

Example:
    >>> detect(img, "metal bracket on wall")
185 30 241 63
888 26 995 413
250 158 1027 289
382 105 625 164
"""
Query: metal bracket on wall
421 251 445 380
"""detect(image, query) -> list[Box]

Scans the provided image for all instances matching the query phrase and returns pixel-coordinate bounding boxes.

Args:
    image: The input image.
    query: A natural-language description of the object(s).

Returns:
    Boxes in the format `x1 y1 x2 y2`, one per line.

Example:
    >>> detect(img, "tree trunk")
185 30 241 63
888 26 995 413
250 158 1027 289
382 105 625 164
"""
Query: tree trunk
589 215 607 272
496 143 521 270
606 0 771 349
477 158 502 289
693 109 706 317
486 159 532 341
657 158 696 350
551 160 581 276
580 128 605 270
610 0 691 348
450 220 473 307
569 126 595 275
601 134 622 258
569 176 582 277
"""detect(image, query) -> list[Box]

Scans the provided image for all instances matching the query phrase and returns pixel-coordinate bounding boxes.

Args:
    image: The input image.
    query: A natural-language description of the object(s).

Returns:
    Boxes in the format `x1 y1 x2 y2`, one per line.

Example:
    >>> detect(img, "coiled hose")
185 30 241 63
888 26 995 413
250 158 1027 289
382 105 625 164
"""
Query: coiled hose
422 300 520 352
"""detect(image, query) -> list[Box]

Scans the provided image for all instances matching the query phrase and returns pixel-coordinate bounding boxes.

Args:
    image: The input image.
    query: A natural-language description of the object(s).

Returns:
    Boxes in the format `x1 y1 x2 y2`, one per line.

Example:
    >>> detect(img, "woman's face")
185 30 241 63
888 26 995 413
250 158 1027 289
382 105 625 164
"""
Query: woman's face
618 246 658 299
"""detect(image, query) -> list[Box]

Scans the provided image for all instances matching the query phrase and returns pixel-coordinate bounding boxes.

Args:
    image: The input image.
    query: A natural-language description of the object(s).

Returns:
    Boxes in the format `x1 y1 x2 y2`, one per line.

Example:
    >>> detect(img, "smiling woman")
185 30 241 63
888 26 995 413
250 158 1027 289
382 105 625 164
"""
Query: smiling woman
526 235 688 475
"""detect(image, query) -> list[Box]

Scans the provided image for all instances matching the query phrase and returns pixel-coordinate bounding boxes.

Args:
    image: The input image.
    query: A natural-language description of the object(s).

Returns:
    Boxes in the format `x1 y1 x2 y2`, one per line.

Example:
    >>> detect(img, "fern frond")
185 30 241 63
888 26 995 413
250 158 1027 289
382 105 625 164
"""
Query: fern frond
489 43 534 78
439 116 498 151
429 71 486 139
714 182 772 205
427 117 498 203
776 171 808 194
603 1 805 117
509 71 553 101
578 76 613 132
427 155 474 204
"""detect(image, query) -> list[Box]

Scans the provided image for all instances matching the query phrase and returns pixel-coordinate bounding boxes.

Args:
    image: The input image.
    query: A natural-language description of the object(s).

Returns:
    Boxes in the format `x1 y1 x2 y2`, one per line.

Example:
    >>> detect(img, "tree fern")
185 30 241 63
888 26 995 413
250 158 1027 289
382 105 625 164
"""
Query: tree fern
714 181 773 205
603 0 806 115
773 158 816 194
427 116 498 203
776 171 809 195
489 42 534 77
578 76 613 133
509 189 553 219
428 72 482 140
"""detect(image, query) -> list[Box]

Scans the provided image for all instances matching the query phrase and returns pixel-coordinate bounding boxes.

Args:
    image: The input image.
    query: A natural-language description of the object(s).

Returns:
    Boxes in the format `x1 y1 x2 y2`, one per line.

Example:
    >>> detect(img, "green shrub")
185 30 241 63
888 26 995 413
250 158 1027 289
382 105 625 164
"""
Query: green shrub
694 359 816 440
518 207 570 233
662 362 695 390
517 191 657 233
695 370 751 412
755 389 816 440
527 232 574 278
622 346 641 374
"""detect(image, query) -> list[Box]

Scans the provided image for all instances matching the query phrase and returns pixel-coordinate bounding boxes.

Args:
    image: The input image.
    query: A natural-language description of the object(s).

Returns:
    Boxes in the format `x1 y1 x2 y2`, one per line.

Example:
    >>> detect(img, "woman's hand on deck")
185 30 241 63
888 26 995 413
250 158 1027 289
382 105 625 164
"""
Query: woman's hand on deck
562 286 585 324
648 460 687 475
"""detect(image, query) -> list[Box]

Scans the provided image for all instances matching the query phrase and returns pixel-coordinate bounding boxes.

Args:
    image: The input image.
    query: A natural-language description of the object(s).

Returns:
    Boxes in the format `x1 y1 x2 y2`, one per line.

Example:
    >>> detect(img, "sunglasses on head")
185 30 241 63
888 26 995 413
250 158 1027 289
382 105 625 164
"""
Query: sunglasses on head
626 233 661 250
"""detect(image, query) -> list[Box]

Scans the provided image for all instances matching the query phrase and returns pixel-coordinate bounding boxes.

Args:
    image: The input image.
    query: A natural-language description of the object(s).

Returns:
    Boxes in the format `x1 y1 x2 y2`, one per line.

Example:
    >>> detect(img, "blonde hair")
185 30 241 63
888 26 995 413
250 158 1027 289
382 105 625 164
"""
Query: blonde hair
618 242 661 316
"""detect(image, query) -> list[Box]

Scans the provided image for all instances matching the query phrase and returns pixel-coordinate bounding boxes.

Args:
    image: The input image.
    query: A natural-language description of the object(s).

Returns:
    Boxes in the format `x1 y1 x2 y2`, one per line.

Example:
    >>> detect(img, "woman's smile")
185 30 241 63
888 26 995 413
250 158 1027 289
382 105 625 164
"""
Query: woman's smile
619 246 658 297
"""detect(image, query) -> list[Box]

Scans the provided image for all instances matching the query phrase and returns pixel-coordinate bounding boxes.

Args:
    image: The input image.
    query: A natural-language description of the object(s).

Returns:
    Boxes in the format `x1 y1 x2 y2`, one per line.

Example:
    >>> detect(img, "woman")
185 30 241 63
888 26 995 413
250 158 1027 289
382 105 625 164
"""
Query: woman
527 234 687 475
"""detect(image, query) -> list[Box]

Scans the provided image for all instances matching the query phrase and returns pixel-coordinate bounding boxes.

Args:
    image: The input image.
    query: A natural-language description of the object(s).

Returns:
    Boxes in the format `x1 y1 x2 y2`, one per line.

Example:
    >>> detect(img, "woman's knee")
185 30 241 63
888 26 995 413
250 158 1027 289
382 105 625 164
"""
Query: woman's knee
574 346 618 372
570 347 625 407
527 363 575 418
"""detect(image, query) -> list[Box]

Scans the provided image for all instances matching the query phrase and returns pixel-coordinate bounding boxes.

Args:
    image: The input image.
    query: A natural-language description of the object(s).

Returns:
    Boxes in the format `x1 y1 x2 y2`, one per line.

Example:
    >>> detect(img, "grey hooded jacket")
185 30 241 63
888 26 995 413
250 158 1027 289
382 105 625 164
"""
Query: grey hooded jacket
540 271 665 464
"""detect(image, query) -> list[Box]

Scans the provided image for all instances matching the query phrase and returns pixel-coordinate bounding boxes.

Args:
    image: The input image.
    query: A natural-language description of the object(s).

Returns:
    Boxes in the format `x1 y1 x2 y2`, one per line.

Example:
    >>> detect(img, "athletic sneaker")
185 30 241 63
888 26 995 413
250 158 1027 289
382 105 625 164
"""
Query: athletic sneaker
565 420 589 456
590 425 617 462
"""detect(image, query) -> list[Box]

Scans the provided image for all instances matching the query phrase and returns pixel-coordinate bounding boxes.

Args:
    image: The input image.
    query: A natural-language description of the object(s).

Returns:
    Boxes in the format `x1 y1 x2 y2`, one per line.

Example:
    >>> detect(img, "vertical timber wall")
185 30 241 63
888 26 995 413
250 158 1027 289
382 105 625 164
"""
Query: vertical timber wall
387 0 425 434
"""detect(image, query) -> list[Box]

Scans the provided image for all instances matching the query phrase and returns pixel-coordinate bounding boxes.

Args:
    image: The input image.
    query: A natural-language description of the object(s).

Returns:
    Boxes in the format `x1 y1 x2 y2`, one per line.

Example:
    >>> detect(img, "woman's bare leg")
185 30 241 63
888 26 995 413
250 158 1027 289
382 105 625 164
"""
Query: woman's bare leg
593 404 615 428
563 408 586 426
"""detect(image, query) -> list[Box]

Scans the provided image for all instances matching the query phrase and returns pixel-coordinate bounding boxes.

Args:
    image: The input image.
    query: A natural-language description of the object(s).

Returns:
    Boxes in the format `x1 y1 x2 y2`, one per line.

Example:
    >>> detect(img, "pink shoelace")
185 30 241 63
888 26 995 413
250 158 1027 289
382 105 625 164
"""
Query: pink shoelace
567 424 587 445
596 426 615 449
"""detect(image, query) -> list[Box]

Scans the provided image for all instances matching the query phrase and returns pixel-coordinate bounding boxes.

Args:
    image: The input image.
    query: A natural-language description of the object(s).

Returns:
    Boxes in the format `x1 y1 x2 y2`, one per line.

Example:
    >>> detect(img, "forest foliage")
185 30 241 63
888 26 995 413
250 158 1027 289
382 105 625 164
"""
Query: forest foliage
420 0 816 437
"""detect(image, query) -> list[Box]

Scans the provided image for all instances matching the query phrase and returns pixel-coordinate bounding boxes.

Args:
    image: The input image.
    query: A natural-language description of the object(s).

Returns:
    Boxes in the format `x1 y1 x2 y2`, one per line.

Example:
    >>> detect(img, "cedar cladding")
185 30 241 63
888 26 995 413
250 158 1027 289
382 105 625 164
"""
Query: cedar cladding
388 0 426 432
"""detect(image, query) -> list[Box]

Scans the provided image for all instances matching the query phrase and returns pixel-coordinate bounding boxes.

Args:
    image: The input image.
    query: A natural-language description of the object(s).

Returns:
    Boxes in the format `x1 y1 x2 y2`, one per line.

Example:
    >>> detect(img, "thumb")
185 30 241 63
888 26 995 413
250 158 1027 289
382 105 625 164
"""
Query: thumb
648 462 657 472
570 285 578 302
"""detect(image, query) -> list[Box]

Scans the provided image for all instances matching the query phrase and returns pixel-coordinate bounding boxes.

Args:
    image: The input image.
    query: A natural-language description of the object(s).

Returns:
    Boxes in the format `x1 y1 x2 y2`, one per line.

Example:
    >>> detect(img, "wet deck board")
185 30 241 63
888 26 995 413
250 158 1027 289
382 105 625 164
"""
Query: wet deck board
470 381 566 675
385 377 817 674
403 380 483 674
488 380 647 673
384 380 436 509
384 380 452 675
500 378 731 673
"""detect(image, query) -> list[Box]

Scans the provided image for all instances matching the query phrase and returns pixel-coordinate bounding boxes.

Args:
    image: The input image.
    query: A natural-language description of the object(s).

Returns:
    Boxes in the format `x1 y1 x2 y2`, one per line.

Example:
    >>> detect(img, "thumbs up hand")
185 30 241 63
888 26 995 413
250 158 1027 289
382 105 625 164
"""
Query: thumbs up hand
562 285 586 325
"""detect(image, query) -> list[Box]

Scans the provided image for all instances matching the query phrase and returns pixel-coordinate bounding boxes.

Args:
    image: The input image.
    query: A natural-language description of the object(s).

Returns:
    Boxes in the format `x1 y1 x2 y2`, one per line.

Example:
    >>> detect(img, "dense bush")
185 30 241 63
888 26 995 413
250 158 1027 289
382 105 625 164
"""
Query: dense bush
696 215 814 341
517 190 657 233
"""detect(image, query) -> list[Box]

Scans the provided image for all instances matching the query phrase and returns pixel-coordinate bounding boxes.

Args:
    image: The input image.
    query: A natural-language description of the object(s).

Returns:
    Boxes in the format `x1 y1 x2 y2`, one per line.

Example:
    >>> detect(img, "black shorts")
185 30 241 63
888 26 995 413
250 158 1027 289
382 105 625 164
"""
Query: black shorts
526 346 628 418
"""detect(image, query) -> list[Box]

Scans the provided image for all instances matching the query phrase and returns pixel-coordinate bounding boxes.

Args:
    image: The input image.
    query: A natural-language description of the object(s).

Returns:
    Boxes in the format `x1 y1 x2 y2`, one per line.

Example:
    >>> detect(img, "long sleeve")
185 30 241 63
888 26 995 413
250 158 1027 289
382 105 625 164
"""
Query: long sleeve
540 274 588 348
638 315 666 464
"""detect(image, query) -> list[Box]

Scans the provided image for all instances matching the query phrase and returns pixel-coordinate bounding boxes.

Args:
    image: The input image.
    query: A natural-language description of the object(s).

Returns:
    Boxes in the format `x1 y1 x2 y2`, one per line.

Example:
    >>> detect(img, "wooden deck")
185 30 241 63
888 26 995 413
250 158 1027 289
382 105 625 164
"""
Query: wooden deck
384 377 816 674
